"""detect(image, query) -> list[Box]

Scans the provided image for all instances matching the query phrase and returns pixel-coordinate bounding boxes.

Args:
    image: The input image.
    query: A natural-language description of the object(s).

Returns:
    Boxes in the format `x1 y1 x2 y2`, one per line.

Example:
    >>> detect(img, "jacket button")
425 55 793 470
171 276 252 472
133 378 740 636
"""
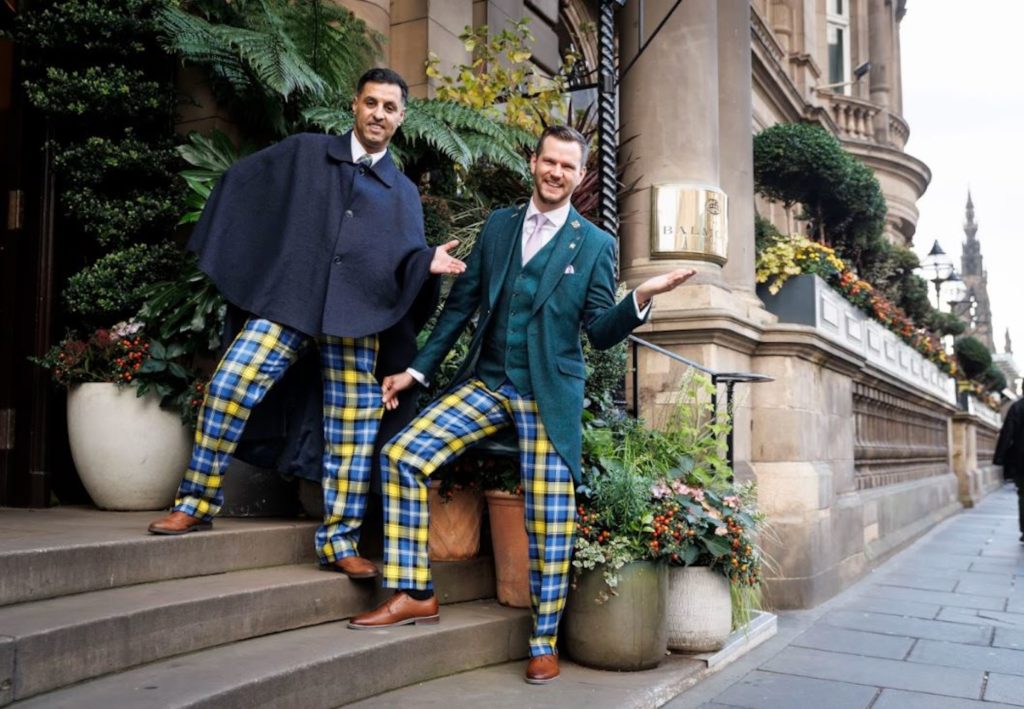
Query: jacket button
333 256 342 264
345 210 353 218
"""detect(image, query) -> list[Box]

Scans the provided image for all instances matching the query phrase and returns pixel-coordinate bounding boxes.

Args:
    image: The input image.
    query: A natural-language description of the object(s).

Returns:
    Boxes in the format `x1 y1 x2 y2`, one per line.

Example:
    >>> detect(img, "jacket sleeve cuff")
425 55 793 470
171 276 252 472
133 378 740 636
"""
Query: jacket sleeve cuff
407 368 428 387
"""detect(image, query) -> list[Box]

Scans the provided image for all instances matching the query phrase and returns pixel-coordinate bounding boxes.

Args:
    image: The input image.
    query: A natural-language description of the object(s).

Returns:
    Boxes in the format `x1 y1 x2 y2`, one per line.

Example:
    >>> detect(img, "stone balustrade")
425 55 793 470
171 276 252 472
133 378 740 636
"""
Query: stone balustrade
817 90 879 143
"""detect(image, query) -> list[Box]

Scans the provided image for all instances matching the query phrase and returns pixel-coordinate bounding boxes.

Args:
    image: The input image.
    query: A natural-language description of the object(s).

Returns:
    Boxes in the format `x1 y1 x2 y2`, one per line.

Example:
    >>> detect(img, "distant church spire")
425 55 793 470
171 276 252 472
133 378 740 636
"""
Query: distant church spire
959 191 994 351
1007 328 1014 355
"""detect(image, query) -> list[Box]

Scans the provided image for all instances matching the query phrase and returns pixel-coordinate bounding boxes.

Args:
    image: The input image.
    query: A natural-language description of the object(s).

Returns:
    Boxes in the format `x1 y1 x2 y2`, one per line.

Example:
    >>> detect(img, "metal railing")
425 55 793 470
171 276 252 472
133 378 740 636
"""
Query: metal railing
628 335 773 470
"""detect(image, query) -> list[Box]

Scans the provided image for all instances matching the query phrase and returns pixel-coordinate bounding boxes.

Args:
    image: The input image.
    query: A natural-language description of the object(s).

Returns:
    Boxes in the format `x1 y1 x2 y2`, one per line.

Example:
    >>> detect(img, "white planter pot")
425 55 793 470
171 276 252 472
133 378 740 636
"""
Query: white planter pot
67 383 191 511
666 565 732 652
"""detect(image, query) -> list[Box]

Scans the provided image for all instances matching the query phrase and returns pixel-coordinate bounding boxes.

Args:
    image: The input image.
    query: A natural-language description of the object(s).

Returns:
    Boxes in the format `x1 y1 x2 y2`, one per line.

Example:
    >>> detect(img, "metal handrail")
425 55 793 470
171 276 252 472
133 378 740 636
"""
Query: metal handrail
628 335 774 470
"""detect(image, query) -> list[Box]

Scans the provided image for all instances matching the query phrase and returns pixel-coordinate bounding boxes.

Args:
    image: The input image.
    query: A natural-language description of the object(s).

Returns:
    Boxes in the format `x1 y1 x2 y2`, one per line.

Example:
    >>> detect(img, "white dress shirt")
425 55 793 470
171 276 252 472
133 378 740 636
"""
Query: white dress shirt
351 133 387 166
406 199 650 386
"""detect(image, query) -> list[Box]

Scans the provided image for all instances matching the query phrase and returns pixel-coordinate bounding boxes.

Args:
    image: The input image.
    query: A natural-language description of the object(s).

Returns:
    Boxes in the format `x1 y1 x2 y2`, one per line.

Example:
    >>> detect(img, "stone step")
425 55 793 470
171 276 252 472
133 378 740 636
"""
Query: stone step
0 557 495 703
0 507 320 606
10 600 530 709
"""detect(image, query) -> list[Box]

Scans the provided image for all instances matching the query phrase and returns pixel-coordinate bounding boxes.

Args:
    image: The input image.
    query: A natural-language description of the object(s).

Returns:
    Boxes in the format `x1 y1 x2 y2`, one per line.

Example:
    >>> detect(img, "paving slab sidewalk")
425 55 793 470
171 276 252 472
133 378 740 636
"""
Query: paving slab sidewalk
667 483 1024 709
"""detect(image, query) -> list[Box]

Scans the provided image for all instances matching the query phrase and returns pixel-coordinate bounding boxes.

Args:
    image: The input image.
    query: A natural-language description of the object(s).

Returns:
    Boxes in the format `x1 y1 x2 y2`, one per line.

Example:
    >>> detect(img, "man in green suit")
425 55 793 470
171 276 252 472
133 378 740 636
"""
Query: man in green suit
347 125 694 683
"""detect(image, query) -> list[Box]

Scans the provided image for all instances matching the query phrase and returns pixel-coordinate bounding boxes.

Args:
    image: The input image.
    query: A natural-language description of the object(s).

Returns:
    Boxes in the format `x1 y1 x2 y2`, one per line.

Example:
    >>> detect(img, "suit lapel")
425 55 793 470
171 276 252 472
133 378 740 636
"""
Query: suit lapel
531 207 586 316
487 206 527 307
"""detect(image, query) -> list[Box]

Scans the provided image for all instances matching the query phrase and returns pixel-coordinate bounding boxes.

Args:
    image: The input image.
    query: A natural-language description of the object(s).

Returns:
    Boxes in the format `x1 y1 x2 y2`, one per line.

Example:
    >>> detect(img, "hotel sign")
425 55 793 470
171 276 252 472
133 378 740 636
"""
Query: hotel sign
650 184 728 264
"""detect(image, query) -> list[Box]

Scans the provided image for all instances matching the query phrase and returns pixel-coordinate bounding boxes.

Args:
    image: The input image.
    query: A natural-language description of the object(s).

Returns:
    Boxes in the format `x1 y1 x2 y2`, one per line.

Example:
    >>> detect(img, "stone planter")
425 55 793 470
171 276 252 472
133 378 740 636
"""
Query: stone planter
666 565 732 652
67 383 191 511
484 489 530 608
428 481 483 561
563 561 668 670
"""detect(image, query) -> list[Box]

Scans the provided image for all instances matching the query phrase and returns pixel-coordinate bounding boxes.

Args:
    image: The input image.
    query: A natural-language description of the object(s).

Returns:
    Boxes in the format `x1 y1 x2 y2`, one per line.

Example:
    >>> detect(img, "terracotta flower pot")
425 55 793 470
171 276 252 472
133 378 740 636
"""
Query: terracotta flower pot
484 489 530 608
665 565 732 652
428 481 483 561
563 560 668 670
67 383 191 511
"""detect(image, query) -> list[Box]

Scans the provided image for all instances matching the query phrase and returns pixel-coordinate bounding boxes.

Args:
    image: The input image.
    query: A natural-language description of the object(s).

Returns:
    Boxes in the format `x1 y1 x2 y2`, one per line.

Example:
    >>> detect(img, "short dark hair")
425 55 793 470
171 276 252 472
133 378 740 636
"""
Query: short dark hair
356 67 409 104
534 125 589 166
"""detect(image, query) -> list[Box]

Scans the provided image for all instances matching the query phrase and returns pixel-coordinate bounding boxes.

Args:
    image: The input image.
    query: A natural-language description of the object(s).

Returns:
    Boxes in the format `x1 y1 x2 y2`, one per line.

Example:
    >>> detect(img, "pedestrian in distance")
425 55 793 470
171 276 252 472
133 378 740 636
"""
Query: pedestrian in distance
994 397 1024 542
147 68 467 582
347 124 696 683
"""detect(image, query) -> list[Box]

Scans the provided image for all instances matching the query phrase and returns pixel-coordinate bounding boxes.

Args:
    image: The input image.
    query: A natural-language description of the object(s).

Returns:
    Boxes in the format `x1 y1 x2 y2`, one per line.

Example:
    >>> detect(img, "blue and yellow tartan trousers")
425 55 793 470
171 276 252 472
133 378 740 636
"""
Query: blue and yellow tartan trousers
382 378 576 657
173 317 383 564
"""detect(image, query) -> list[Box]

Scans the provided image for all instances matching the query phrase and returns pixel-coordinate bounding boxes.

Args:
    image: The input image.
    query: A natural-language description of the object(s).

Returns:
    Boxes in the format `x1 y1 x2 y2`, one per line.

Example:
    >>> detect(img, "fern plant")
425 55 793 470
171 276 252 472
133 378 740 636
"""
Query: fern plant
158 0 380 138
303 98 532 178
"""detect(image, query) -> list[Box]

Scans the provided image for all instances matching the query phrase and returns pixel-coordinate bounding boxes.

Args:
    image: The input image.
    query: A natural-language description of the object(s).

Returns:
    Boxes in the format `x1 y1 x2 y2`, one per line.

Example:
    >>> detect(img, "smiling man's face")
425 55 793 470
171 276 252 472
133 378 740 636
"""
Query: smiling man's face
351 81 405 153
530 136 586 210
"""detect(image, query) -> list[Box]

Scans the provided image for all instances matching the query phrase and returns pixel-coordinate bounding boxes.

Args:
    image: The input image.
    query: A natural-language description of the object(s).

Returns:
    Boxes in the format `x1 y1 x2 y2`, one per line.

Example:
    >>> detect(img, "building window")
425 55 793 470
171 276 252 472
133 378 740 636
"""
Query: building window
827 0 851 92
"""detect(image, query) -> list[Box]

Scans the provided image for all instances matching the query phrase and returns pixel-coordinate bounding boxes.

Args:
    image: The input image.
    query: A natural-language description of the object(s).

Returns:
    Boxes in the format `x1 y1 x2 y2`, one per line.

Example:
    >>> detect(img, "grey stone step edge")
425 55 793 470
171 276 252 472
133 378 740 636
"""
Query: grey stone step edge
1 558 496 704
0 521 321 607
10 600 531 709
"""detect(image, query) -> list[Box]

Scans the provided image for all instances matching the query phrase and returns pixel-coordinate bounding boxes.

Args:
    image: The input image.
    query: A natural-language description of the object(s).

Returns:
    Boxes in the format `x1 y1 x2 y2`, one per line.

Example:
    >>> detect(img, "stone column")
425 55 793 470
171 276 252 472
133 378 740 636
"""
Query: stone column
618 0 722 289
718 0 756 297
867 0 892 142
389 1 472 98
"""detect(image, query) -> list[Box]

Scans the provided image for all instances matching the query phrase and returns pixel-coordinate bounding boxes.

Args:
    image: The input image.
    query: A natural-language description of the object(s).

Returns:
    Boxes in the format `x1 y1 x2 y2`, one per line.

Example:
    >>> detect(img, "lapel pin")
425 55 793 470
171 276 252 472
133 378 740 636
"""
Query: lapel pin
571 220 581 229
569 242 576 249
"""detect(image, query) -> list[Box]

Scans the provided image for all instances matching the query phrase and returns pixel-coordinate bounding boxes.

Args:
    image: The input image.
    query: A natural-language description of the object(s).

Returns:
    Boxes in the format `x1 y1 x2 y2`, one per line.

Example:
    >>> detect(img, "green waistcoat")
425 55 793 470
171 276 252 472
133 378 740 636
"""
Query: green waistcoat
476 229 560 394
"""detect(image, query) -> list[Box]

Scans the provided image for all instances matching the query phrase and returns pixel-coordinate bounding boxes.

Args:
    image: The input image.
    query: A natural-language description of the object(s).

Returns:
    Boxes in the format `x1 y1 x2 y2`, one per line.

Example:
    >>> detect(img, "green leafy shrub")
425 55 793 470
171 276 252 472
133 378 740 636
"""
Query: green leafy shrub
63 242 186 325
753 122 887 275
954 336 992 380
981 364 1007 393
23 65 173 120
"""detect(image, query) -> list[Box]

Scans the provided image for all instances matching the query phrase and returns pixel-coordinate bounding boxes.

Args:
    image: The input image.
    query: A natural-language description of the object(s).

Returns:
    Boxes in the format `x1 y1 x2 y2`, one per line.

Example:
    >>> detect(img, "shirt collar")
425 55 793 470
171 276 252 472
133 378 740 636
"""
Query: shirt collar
350 133 387 166
525 199 571 231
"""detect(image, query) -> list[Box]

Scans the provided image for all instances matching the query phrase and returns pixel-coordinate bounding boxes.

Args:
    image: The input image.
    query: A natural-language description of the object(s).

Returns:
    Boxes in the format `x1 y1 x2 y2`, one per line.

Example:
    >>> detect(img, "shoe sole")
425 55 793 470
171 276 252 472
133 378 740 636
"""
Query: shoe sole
346 615 440 630
524 675 559 685
147 522 213 536
320 564 380 580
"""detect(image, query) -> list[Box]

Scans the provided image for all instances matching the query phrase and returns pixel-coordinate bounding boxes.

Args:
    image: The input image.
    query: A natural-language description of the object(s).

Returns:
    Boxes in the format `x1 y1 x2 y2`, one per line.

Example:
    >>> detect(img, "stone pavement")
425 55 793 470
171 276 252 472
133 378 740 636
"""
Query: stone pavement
667 482 1024 709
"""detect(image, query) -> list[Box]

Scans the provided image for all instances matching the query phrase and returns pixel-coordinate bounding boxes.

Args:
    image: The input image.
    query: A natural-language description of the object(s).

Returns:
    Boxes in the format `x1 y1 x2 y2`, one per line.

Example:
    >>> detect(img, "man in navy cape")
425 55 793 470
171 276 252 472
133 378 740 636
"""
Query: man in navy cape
148 68 466 581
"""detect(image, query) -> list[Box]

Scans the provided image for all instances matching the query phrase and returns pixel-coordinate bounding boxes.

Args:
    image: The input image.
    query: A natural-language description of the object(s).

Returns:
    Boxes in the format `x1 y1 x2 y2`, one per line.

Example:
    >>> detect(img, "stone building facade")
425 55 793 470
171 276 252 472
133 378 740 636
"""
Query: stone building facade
172 0 1007 609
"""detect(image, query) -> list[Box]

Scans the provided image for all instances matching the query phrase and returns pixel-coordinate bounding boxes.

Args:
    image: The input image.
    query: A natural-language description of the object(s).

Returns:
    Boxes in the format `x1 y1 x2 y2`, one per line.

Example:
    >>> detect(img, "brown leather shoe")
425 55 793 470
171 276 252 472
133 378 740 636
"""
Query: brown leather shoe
525 654 560 684
147 511 212 536
323 556 380 580
347 592 439 629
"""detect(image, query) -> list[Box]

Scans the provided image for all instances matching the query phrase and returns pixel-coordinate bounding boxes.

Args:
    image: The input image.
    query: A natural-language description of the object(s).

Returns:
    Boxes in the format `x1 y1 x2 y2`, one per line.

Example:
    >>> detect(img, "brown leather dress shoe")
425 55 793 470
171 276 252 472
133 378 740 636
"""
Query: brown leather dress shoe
525 654 560 684
347 592 439 629
147 511 212 536
322 556 380 579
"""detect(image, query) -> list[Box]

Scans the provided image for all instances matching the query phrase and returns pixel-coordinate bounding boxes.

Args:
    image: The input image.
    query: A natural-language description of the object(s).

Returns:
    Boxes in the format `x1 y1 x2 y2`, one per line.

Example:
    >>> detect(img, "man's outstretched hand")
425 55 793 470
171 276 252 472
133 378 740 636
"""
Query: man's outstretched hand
634 268 697 307
431 240 467 275
381 371 416 410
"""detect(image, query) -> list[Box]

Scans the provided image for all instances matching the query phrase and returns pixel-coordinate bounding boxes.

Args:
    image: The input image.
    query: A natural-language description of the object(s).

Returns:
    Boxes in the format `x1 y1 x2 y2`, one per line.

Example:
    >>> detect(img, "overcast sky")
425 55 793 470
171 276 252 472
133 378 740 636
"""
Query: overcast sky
901 1 1024 363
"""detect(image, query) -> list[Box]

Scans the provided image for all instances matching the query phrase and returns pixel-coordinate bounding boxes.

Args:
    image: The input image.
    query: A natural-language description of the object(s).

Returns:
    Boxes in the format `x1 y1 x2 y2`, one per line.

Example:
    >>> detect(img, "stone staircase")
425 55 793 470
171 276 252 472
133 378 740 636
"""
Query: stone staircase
0 506 530 708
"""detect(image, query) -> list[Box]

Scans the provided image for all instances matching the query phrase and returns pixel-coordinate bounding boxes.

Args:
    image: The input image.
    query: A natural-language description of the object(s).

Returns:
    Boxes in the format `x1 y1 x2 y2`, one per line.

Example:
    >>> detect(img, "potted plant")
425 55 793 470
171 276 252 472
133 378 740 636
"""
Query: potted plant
34 320 204 510
428 454 485 562
641 373 764 653
476 445 529 608
563 414 669 671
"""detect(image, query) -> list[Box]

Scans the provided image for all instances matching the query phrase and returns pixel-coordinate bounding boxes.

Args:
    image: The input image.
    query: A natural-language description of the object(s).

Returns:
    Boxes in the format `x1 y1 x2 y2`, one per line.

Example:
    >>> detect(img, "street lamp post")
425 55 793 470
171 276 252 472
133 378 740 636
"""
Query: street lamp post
919 240 956 309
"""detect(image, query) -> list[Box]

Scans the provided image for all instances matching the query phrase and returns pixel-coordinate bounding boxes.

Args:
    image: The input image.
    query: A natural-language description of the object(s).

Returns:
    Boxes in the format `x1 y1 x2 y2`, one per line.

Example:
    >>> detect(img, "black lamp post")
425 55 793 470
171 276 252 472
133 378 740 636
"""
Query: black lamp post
919 240 956 309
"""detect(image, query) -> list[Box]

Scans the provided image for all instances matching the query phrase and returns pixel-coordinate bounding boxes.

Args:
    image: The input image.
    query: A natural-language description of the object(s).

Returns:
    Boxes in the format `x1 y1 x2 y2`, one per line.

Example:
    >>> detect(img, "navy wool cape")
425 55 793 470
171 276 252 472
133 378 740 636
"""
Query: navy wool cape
188 132 438 489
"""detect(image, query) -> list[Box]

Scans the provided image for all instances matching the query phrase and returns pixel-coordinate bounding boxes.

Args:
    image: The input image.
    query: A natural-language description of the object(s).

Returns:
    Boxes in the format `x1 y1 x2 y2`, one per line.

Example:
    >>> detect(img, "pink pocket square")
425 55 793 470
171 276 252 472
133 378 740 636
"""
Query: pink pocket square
564 265 575 275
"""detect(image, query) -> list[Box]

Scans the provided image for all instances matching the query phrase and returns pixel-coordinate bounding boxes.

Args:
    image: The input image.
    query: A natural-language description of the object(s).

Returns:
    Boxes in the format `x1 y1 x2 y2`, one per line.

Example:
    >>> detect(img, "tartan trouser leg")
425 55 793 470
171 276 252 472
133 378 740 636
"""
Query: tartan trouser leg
504 383 576 658
381 379 511 591
174 318 307 520
315 335 383 563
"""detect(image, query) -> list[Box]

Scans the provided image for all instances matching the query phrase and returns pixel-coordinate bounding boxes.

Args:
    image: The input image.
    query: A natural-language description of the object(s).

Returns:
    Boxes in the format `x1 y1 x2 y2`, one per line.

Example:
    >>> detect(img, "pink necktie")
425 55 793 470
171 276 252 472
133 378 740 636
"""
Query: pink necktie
522 214 547 265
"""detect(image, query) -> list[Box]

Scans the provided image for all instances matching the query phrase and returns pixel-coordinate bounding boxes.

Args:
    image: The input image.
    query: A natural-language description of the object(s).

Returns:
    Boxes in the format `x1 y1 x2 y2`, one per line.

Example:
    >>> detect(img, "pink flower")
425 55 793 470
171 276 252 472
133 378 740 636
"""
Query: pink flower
723 496 740 509
651 482 671 499
714 526 729 536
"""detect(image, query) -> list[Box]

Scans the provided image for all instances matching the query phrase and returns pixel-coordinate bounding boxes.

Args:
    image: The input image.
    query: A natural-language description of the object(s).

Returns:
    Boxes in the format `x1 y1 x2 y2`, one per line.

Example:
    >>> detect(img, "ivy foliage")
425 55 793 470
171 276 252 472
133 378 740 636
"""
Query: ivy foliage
753 122 887 275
